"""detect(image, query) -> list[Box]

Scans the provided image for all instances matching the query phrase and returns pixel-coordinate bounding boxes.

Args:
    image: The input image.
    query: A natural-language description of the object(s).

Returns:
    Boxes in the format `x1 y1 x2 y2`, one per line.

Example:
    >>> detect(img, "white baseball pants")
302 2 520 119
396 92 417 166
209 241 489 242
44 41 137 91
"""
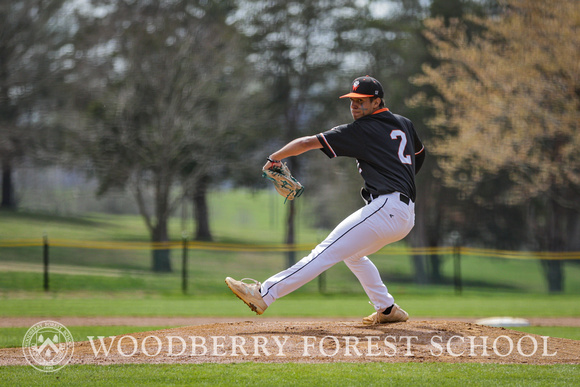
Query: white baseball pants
260 192 415 312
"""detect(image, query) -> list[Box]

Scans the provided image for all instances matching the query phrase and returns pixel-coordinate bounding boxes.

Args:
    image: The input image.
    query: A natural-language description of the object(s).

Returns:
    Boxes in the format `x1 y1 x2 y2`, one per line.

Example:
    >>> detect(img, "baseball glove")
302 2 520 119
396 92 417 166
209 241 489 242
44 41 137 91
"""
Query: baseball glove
262 162 304 202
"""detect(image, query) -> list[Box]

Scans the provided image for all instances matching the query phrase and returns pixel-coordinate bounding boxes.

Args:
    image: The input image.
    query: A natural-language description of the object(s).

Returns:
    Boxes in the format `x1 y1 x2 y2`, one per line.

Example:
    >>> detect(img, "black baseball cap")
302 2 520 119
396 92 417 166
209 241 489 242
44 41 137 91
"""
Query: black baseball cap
340 76 384 99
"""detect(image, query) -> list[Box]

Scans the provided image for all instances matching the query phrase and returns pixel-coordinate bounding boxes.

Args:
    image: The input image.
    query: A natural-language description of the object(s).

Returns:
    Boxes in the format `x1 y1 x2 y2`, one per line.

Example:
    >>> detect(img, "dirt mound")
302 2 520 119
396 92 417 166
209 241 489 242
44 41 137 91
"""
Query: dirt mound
3 320 579 366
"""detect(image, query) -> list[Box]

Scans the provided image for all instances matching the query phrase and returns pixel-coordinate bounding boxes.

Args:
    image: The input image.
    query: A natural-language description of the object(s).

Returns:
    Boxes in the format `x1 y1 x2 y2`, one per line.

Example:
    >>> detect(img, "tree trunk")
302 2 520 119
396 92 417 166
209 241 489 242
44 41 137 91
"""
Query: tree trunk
409 186 429 284
538 197 565 293
429 254 443 284
284 150 302 267
428 228 443 284
1 160 16 209
541 259 563 293
152 248 172 272
286 199 296 267
193 175 212 241
152 177 172 273
132 178 173 273
152 218 172 272
412 254 428 284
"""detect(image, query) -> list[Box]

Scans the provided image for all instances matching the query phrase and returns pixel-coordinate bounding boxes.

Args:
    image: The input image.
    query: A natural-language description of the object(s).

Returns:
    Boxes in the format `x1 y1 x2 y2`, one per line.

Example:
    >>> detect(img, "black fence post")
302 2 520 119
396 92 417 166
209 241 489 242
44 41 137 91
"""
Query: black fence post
453 245 462 295
450 231 462 295
182 233 188 295
43 233 49 292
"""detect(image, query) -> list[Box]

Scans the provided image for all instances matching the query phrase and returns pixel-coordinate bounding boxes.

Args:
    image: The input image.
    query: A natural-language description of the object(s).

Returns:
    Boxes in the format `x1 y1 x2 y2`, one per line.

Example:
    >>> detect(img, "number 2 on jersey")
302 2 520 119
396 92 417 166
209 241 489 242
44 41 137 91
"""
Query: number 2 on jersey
390 130 412 164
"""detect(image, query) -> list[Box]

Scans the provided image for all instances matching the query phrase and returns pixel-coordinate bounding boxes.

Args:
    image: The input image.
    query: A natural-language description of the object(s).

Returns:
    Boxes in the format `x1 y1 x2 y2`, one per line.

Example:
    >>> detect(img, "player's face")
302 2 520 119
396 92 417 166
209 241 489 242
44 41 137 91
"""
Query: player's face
349 97 378 120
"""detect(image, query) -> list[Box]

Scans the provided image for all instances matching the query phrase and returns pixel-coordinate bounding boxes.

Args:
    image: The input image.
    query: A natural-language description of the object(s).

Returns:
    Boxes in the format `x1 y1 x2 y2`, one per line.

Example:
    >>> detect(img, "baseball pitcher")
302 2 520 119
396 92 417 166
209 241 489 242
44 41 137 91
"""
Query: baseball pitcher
226 76 426 325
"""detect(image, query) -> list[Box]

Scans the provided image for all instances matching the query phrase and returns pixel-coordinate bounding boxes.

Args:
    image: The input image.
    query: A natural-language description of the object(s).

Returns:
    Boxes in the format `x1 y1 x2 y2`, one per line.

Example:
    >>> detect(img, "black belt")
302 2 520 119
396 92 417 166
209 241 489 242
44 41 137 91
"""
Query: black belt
372 193 410 205
364 188 411 206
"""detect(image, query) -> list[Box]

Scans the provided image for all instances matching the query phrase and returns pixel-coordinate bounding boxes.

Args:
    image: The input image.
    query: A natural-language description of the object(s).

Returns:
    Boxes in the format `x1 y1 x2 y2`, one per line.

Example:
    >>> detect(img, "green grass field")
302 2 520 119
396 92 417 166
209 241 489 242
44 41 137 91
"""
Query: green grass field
1 292 579 318
1 363 579 386
1 191 579 385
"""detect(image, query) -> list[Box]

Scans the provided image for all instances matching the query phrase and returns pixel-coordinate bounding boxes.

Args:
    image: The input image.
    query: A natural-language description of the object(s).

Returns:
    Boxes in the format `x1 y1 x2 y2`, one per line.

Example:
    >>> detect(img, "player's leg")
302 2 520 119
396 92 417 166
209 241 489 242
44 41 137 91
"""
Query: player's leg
346 195 415 324
344 255 394 311
345 253 412 324
226 193 414 315
260 193 413 306
259 242 339 306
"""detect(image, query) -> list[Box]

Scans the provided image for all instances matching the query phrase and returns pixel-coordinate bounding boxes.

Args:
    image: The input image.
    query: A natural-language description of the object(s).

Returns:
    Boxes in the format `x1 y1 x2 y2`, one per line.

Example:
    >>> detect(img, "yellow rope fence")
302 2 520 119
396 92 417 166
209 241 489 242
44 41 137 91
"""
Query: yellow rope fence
1 239 579 260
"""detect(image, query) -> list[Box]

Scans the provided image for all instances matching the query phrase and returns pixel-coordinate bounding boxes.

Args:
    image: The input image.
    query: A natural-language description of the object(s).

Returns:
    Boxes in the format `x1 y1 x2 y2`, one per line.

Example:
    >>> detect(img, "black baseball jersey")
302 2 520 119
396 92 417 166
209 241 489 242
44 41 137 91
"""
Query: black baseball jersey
316 108 425 202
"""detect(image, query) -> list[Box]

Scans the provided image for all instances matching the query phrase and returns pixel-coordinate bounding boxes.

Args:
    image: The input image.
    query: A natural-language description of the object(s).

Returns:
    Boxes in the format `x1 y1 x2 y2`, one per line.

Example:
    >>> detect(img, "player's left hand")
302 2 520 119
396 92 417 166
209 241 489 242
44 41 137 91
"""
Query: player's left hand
262 161 304 202
263 157 282 170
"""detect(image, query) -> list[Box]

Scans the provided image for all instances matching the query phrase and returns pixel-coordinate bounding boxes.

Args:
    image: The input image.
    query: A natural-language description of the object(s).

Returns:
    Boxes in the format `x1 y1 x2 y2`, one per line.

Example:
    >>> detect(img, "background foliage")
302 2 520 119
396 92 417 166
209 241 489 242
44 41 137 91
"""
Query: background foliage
1 0 578 291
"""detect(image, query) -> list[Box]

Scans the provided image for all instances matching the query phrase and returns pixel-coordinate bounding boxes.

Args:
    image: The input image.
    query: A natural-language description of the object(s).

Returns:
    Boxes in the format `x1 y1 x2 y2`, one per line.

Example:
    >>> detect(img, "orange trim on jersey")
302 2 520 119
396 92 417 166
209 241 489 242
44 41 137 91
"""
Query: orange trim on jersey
415 145 425 155
372 108 389 114
319 133 337 157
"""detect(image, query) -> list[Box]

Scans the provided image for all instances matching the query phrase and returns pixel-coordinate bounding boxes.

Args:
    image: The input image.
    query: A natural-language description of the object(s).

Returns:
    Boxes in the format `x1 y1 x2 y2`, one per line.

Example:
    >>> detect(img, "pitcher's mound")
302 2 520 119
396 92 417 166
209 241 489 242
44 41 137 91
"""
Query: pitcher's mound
4 320 579 365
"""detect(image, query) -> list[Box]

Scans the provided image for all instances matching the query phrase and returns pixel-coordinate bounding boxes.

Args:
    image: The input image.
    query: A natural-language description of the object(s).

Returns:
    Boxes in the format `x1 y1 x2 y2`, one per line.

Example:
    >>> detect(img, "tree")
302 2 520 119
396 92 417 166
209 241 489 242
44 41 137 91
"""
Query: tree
229 0 372 266
404 0 494 285
0 0 72 209
73 0 247 271
410 0 580 291
333 0 490 284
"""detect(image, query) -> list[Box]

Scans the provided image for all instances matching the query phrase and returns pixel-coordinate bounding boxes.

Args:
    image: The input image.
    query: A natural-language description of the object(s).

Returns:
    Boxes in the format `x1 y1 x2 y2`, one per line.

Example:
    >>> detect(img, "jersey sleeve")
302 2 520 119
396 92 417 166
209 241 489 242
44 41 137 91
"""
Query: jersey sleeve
415 144 426 174
316 124 364 159
410 122 426 175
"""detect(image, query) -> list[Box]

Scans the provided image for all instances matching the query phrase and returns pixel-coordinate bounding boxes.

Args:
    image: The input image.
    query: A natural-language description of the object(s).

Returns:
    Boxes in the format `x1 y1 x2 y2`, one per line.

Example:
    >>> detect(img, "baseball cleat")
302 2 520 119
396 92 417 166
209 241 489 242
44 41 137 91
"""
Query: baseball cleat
362 303 409 325
225 277 268 315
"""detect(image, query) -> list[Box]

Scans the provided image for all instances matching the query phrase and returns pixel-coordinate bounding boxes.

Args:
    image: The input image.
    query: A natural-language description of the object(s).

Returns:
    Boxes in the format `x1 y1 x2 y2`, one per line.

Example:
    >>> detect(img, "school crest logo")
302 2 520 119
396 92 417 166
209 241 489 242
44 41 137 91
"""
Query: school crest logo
22 321 74 372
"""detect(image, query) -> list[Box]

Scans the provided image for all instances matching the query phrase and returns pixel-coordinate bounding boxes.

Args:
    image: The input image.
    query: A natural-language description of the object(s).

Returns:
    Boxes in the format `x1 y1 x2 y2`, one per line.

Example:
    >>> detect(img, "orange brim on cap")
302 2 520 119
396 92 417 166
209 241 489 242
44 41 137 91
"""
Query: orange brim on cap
339 92 375 99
